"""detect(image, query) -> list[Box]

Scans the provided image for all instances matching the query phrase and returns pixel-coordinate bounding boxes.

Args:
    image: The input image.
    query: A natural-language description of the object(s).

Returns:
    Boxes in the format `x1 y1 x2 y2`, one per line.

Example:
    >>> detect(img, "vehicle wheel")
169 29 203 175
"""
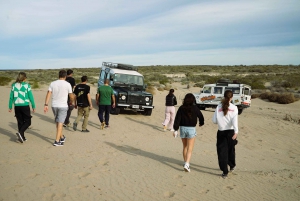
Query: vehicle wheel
199 106 205 110
143 109 152 116
111 107 120 115
238 108 243 115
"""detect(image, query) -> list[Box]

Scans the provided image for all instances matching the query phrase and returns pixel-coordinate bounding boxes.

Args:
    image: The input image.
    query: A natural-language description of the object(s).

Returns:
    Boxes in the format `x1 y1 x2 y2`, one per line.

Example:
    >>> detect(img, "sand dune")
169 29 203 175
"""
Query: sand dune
0 83 299 201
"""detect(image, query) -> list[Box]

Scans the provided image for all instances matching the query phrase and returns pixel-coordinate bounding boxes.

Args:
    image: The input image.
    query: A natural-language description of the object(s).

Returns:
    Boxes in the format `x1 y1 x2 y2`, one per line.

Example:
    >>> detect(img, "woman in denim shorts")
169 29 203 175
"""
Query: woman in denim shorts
173 93 205 172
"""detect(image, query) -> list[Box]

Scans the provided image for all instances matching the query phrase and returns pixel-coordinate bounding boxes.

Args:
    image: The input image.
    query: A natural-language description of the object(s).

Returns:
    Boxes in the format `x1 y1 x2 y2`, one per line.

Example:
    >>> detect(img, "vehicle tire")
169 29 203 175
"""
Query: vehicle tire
143 109 152 116
238 108 243 115
110 107 120 115
196 105 205 110
199 106 206 110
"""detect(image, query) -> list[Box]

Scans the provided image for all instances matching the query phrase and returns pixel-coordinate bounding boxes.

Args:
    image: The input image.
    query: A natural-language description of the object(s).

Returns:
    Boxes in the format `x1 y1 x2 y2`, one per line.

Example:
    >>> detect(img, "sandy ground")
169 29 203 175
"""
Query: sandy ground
0 82 300 201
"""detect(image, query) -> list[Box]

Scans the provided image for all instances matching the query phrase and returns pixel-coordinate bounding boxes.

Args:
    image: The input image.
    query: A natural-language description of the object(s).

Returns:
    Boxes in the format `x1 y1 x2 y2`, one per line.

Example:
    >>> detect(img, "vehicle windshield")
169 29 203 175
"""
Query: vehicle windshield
114 73 144 85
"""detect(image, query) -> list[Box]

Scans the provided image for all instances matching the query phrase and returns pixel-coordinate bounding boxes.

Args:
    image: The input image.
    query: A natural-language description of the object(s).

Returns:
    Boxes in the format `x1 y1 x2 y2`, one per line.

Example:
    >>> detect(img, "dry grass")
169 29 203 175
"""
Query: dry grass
283 114 300 124
145 86 156 95
258 92 296 104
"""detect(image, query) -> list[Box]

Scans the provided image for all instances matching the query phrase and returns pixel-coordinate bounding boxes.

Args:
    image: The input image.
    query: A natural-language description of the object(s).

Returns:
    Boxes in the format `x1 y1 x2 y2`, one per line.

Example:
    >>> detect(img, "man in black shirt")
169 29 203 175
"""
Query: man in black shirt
64 69 76 127
73 76 93 132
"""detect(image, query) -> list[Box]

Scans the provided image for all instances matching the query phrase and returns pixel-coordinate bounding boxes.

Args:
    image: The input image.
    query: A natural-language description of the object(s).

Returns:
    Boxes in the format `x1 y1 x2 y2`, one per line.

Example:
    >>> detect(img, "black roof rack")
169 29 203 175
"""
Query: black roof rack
102 62 138 71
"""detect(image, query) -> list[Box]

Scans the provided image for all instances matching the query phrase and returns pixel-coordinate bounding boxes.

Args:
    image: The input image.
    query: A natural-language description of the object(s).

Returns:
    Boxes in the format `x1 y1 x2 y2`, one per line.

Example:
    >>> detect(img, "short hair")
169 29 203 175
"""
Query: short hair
104 79 110 84
67 69 73 75
81 76 88 82
59 70 67 78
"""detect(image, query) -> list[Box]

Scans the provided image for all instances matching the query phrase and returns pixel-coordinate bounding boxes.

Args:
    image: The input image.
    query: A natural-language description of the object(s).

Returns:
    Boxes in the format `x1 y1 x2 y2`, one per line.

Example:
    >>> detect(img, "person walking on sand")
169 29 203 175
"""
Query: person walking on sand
212 90 238 179
162 89 177 131
173 93 204 172
96 79 115 129
8 72 36 143
63 69 76 127
73 76 93 132
44 70 74 146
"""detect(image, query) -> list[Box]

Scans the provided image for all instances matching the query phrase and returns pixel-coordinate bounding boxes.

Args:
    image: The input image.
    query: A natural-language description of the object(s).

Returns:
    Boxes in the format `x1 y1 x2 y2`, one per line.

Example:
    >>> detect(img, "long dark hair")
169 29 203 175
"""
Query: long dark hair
182 93 195 119
167 89 174 97
221 90 233 116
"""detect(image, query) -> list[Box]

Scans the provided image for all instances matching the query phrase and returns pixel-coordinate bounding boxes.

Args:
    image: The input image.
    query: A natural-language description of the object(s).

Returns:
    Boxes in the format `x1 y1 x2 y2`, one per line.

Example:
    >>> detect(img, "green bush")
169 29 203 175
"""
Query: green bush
0 76 11 86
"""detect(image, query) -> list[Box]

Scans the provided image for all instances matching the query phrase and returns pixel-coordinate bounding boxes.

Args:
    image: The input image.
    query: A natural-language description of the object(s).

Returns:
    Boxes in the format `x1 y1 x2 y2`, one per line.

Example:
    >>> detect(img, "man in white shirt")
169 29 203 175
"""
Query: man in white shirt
44 70 74 146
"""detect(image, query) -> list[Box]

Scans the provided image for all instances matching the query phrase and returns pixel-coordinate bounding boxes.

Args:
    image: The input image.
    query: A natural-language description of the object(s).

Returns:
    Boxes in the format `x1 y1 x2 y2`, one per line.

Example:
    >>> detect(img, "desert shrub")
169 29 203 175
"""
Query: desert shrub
277 93 295 104
29 79 39 89
268 93 279 102
157 87 164 91
146 86 156 95
193 82 203 88
0 76 11 86
250 82 265 89
283 114 300 124
259 92 271 99
251 93 260 99
164 85 171 91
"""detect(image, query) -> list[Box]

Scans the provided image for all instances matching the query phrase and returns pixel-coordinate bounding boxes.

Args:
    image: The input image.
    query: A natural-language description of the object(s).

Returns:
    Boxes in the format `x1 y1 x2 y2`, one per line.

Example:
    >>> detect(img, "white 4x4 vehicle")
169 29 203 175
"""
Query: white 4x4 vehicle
194 79 251 115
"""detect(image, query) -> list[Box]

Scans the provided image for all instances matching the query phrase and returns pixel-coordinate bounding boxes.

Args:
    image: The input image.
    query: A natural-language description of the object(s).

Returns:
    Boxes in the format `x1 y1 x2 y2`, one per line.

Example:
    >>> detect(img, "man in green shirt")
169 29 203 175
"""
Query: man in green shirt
96 79 116 129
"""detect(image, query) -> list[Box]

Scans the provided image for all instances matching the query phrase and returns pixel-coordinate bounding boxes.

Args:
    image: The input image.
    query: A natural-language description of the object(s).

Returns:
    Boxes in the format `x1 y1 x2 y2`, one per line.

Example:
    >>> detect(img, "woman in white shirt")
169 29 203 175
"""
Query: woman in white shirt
212 90 238 179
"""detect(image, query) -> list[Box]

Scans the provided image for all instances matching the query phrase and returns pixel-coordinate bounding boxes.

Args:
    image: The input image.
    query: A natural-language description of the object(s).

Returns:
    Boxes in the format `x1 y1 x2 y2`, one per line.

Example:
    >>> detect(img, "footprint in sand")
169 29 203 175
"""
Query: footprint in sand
164 191 175 198
174 175 183 179
199 189 209 194
76 172 91 178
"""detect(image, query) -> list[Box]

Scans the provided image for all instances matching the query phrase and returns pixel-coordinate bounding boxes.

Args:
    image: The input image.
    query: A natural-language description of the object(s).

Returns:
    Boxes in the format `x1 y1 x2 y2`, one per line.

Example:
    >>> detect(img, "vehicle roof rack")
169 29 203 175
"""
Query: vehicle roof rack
102 62 138 71
216 78 231 86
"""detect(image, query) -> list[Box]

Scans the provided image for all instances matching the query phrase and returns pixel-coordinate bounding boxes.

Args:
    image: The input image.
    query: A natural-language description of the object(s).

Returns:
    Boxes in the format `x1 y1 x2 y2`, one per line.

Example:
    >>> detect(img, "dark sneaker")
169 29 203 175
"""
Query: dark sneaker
81 129 90 132
221 173 228 179
53 141 64 146
16 132 24 143
60 135 66 143
23 137 27 142
63 124 67 128
73 122 77 131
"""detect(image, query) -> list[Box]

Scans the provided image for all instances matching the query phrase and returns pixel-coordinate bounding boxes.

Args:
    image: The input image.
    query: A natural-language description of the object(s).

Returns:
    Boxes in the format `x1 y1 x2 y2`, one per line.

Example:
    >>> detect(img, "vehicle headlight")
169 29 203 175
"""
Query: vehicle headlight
145 97 150 101
121 95 126 100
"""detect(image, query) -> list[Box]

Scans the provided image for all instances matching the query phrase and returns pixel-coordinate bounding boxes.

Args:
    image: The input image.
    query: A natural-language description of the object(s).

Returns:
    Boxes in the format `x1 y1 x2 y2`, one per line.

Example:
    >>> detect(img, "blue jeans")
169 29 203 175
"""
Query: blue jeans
179 126 197 139
98 105 111 125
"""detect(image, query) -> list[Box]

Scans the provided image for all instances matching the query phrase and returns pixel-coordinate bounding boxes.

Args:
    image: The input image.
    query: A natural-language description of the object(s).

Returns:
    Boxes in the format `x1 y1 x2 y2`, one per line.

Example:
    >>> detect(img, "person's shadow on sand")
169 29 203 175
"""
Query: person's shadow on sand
125 117 162 132
6 122 53 144
105 142 219 175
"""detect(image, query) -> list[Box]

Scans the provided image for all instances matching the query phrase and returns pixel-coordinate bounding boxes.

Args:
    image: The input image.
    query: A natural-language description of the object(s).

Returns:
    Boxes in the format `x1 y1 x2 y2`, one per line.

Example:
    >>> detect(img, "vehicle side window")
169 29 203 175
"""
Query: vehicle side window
225 87 240 94
244 88 250 95
214 87 223 94
202 86 211 93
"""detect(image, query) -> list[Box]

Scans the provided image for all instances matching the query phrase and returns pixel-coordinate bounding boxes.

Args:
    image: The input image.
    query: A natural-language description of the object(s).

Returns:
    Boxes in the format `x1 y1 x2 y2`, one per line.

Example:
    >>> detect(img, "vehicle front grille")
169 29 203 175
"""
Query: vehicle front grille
128 95 144 105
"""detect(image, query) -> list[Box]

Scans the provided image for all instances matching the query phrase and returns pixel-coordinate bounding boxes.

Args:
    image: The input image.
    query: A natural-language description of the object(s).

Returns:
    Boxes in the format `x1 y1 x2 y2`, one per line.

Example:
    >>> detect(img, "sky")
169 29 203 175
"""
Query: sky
0 0 300 69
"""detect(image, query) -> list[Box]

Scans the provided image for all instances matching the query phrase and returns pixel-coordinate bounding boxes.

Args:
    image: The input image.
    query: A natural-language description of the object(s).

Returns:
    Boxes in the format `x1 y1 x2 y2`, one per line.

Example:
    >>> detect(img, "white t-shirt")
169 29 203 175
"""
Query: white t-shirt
212 103 238 134
48 80 72 107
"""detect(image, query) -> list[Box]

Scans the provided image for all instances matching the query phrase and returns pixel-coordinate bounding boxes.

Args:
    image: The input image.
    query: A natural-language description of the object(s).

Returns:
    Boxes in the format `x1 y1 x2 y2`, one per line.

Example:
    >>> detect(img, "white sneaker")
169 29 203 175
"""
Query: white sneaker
170 129 175 132
184 164 190 172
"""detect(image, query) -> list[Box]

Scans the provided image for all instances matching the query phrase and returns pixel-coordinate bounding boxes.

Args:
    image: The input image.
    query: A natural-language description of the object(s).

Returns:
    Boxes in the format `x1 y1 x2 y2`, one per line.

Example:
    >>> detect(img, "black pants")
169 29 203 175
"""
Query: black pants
216 129 237 175
64 104 74 124
15 106 32 139
98 105 111 125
